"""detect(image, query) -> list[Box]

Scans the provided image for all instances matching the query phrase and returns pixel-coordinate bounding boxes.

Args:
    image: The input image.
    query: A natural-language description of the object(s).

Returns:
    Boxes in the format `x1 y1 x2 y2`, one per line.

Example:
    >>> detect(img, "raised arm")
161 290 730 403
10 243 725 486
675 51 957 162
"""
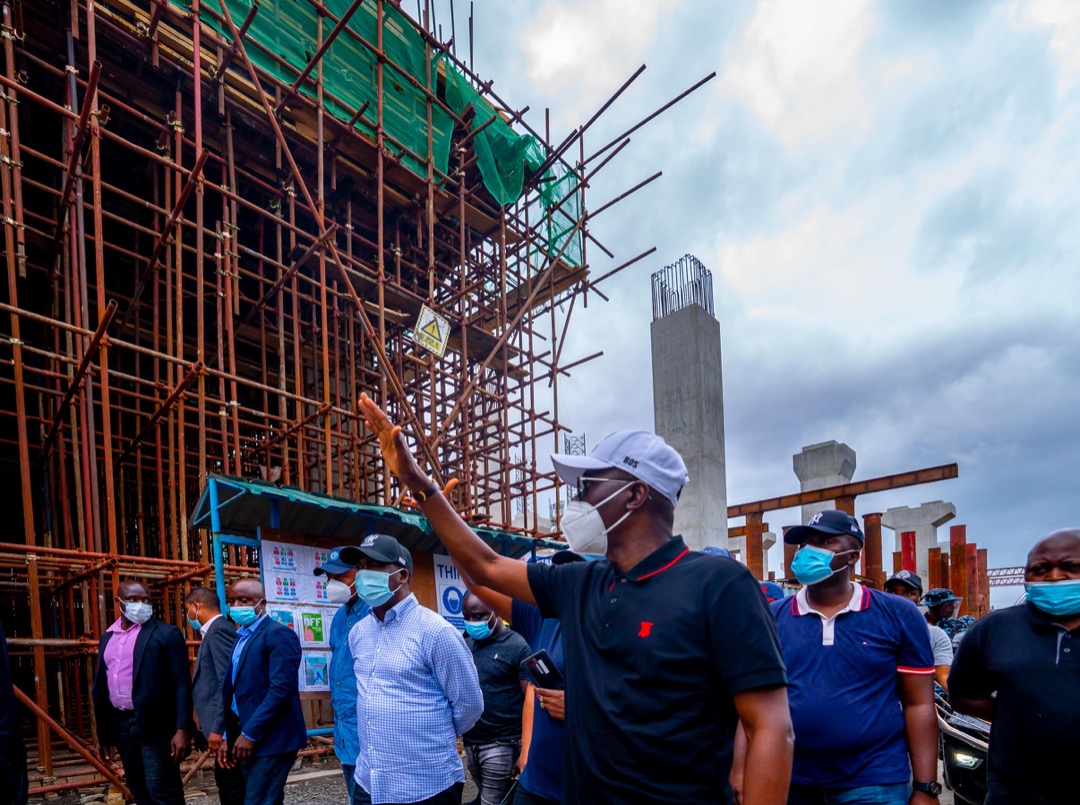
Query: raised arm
360 393 535 604
453 559 513 622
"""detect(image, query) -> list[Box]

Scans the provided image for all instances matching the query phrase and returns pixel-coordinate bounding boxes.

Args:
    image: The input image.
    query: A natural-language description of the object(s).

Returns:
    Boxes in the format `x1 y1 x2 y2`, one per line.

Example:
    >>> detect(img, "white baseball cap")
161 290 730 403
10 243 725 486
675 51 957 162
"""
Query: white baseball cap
551 430 689 508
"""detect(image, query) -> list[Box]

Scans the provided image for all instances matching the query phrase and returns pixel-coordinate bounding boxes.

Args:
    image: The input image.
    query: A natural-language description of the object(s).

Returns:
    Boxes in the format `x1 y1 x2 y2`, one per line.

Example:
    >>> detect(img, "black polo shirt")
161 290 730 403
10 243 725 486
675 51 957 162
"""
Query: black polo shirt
463 626 531 746
949 603 1080 804
527 536 787 805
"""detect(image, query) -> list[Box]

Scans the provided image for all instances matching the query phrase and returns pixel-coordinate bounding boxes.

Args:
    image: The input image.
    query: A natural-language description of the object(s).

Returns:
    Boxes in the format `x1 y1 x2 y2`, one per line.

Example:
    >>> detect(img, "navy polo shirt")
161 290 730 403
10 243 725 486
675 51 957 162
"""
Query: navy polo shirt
511 599 565 801
949 603 1080 804
527 536 788 805
772 582 934 788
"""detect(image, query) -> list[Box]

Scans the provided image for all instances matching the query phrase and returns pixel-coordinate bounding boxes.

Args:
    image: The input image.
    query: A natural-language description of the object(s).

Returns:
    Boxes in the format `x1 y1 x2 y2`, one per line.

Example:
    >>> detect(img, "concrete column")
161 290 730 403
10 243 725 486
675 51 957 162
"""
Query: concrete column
861 513 883 589
950 525 968 615
651 302 726 550
792 441 856 525
881 501 956 586
728 528 775 578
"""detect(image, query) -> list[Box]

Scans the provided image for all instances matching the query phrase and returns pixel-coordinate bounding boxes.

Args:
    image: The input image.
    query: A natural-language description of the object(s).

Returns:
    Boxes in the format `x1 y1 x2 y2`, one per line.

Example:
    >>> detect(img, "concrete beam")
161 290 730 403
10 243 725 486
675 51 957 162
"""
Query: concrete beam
881 500 956 585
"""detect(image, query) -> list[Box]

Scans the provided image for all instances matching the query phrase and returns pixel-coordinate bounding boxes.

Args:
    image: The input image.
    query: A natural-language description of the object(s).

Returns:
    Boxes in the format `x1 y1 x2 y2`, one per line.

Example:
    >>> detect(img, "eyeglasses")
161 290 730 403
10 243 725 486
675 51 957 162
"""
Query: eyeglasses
574 475 619 500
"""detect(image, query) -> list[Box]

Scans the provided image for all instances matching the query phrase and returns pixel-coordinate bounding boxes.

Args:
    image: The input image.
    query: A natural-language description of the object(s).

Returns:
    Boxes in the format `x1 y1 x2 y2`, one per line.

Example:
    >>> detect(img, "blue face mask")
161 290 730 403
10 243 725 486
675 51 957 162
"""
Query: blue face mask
790 545 858 586
1025 579 1080 617
356 569 403 608
230 601 263 628
464 615 495 640
187 605 202 632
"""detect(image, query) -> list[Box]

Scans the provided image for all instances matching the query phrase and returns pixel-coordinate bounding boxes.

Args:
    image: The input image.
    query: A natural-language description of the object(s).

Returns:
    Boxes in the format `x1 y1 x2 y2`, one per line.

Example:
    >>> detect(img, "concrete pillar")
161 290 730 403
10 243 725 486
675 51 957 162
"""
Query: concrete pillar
862 513 884 589
792 441 856 525
728 527 775 578
881 501 956 586
651 300 726 550
928 547 943 589
950 525 968 615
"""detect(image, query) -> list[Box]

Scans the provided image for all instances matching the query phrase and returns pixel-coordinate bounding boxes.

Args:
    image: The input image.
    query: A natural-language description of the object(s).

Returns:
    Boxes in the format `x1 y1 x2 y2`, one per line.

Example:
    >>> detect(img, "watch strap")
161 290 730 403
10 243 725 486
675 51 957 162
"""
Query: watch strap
412 481 440 503
912 781 941 796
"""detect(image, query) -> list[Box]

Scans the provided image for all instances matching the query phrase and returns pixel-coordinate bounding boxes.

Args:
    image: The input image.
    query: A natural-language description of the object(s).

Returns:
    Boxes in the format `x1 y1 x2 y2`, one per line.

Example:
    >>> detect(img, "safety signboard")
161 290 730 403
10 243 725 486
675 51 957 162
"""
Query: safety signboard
410 304 450 357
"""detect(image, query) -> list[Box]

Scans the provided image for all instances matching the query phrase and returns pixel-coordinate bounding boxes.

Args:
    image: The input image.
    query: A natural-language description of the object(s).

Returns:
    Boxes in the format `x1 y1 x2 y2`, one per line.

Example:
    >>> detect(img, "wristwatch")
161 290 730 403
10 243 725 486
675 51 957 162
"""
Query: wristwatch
411 480 441 503
912 781 942 797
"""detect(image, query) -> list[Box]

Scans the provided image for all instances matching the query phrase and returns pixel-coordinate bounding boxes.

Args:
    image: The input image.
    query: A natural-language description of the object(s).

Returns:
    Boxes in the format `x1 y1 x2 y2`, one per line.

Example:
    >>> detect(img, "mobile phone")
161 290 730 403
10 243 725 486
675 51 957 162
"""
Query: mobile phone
523 649 564 690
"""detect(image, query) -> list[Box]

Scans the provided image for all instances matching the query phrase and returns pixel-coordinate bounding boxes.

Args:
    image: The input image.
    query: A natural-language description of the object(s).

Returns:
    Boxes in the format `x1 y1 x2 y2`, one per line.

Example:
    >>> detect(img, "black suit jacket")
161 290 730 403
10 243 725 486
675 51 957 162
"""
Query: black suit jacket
92 619 192 746
192 616 236 740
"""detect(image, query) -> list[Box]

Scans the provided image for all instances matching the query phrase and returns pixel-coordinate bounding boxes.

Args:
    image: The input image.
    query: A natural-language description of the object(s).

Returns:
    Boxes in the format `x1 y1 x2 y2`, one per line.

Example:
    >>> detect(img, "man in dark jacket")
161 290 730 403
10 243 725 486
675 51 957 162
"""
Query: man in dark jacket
219 578 307 805
186 587 245 805
1 620 28 805
93 580 191 805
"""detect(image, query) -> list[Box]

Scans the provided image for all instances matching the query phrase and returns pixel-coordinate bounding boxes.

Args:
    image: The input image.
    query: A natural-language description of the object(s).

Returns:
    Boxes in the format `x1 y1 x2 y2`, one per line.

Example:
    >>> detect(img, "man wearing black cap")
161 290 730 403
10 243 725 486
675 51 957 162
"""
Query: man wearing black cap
313 549 370 801
775 510 940 805
883 571 954 690
342 534 482 805
359 394 793 805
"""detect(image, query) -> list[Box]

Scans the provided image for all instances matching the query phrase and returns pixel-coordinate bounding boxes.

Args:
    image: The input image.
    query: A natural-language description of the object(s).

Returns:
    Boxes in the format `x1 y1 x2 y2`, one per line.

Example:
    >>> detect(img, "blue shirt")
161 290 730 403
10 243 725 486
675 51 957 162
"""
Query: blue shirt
348 594 482 804
772 583 934 787
230 613 269 739
511 599 564 800
329 598 369 765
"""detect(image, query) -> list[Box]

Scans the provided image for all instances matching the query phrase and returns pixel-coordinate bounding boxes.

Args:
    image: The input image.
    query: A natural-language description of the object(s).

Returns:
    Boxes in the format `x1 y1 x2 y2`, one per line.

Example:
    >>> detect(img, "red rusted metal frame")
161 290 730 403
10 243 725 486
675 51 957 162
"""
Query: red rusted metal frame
727 464 960 518
116 362 204 465
41 299 117 457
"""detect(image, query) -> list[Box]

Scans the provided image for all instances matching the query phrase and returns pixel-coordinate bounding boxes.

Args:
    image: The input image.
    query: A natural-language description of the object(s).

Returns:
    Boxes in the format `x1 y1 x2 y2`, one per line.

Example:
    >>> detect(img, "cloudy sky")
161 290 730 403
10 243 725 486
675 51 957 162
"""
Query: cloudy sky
435 0 1080 600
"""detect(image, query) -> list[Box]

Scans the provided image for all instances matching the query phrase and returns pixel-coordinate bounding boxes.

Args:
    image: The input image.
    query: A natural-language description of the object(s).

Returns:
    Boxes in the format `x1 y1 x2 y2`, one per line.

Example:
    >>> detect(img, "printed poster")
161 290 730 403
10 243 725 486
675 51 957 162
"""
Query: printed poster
264 541 300 574
267 605 299 634
265 571 301 603
300 651 330 691
433 554 466 630
300 610 328 647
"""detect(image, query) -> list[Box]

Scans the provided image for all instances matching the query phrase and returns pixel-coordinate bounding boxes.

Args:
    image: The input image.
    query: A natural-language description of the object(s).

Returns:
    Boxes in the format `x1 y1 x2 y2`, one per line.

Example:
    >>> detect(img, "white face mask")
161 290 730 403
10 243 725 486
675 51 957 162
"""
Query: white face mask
121 600 153 625
561 482 635 554
326 578 356 604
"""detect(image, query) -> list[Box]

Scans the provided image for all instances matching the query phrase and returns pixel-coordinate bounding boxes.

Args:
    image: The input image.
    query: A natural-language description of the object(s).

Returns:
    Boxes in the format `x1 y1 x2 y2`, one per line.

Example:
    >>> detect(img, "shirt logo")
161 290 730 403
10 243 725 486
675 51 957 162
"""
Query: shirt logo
637 621 653 638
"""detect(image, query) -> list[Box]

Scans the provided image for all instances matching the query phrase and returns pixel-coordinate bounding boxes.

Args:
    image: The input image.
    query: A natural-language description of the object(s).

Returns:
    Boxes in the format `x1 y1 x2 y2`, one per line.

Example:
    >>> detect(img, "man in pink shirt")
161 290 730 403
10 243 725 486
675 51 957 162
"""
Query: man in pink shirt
93 581 192 805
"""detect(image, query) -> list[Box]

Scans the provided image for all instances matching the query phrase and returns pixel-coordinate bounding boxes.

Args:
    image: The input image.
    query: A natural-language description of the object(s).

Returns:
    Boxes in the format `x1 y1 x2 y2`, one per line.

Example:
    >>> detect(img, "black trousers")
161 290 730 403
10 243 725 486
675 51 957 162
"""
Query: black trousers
114 713 185 805
214 755 247 805
352 781 463 805
0 731 28 805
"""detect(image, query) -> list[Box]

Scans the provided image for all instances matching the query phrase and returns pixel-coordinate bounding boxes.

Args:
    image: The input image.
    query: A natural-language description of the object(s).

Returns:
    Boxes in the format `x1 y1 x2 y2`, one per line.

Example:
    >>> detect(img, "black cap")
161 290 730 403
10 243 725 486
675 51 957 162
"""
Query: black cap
336 534 413 574
884 569 923 593
784 510 864 546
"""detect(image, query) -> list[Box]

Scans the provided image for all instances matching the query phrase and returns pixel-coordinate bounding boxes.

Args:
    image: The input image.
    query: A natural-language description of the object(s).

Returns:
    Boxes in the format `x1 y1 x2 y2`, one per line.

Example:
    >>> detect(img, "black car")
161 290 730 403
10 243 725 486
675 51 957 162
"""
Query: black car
937 692 990 804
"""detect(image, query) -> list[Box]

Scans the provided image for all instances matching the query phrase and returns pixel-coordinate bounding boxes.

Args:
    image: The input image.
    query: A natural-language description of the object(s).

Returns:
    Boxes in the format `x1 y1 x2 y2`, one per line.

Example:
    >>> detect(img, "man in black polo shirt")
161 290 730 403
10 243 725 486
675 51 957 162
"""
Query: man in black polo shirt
949 528 1080 804
461 592 531 805
359 393 794 805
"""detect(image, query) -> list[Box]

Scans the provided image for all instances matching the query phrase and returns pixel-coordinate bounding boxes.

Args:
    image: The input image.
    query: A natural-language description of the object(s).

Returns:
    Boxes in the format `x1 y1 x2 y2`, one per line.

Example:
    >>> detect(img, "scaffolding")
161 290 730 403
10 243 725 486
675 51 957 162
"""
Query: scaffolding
0 0 714 792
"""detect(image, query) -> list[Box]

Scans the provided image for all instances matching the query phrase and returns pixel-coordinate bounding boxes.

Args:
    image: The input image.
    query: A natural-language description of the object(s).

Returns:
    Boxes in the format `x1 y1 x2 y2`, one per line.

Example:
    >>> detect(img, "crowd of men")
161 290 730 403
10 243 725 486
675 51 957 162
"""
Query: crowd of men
0 394 1076 805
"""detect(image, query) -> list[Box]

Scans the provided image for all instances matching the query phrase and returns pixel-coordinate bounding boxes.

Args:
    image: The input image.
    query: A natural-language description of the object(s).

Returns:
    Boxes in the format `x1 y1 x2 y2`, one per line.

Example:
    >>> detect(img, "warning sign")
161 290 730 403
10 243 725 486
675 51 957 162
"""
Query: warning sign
410 304 450 357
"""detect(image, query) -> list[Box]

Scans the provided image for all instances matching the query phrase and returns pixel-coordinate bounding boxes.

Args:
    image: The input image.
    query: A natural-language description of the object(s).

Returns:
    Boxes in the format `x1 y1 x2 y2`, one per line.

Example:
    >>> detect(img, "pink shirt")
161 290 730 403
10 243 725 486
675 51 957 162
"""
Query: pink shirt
103 618 142 710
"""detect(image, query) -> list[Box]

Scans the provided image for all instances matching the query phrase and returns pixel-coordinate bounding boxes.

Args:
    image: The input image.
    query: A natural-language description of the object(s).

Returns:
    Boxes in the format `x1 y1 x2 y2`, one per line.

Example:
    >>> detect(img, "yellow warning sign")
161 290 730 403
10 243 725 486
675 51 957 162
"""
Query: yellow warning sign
410 305 449 357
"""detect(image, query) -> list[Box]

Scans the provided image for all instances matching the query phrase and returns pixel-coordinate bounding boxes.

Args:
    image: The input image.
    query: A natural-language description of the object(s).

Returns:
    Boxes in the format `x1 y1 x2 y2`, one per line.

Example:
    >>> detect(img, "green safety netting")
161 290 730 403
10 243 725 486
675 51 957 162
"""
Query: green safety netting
184 0 581 266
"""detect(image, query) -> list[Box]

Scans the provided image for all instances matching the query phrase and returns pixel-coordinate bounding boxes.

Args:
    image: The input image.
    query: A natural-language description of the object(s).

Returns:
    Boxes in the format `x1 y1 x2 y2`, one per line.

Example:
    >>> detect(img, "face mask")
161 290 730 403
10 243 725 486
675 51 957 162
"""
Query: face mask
464 614 495 640
187 605 202 632
1025 579 1080 617
121 600 153 625
355 569 404 608
561 482 635 554
230 600 263 627
326 579 356 604
790 545 858 586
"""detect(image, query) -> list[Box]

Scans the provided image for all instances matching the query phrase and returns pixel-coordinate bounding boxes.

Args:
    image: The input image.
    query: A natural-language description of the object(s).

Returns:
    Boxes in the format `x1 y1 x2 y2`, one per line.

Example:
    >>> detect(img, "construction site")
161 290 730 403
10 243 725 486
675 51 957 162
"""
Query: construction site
0 0 999 800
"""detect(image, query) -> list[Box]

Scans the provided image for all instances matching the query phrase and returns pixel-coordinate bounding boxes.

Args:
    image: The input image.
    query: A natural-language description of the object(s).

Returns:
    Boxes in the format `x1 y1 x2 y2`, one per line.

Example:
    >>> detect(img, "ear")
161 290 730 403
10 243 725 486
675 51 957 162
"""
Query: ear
626 480 651 511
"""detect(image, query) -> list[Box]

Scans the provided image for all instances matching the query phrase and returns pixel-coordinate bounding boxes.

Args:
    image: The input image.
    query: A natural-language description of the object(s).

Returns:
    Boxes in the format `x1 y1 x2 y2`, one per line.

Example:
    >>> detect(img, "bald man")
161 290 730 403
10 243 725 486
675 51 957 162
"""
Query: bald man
219 579 307 805
92 580 191 805
950 529 1080 804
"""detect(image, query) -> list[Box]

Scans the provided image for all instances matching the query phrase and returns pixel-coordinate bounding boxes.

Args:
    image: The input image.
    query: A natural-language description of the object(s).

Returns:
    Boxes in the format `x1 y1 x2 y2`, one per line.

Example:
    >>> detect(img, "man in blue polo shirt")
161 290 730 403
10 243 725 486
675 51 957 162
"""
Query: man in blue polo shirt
774 510 940 805
314 548 370 801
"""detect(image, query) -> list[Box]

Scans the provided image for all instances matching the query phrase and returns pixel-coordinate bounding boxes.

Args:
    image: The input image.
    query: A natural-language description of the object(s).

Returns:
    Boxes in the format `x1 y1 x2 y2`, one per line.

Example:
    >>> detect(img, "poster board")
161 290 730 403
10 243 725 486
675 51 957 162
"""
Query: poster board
433 555 467 630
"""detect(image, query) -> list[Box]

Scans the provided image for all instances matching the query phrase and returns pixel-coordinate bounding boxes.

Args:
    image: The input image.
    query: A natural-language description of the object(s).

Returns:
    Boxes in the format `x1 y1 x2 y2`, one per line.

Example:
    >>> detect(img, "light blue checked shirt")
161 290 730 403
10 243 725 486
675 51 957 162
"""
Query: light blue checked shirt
348 594 482 804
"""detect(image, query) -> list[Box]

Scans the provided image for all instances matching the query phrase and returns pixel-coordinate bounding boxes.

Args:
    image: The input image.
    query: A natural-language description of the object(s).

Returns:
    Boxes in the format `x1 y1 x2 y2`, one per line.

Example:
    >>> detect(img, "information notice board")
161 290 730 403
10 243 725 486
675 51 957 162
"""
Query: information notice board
261 537 336 693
